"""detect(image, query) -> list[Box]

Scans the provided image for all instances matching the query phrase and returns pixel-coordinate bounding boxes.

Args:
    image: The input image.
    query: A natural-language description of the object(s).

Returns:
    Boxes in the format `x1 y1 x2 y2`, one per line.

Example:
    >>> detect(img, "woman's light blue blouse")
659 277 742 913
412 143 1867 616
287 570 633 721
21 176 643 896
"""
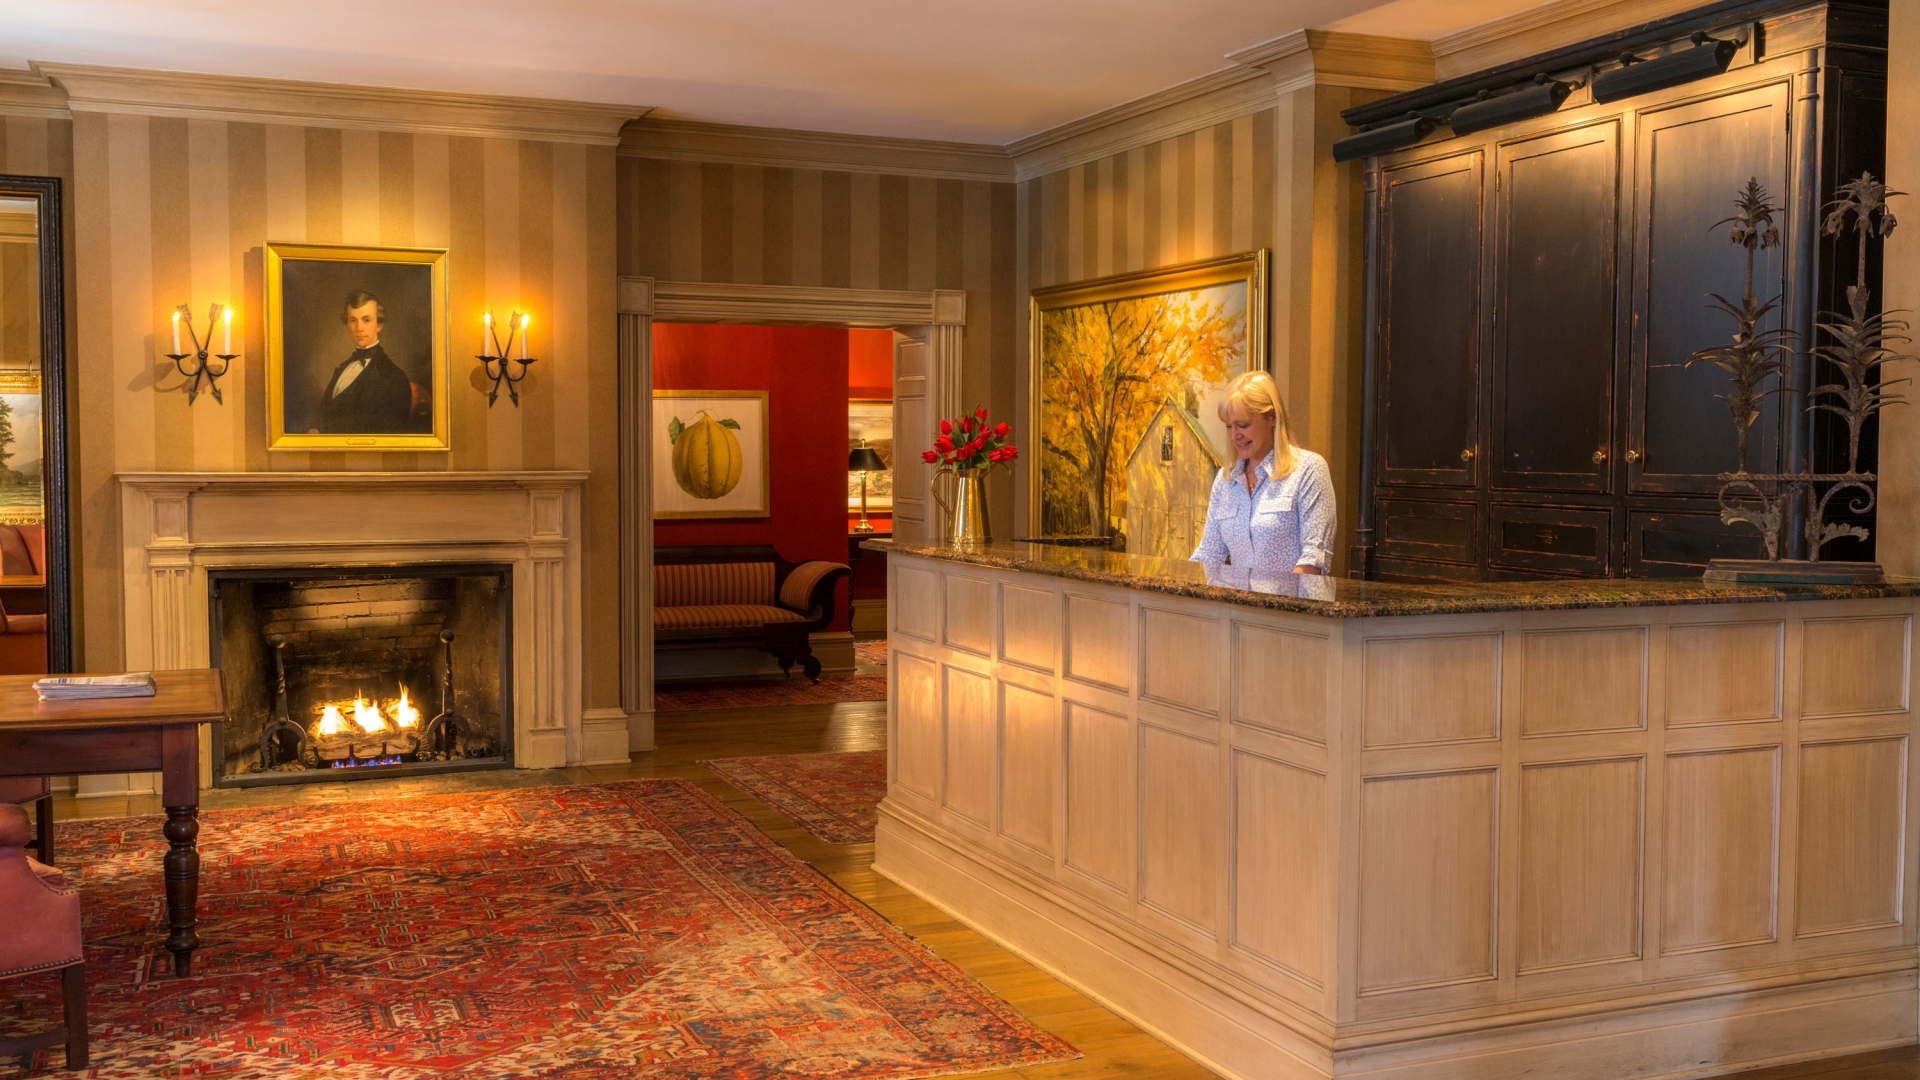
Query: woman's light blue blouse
1190 447 1336 579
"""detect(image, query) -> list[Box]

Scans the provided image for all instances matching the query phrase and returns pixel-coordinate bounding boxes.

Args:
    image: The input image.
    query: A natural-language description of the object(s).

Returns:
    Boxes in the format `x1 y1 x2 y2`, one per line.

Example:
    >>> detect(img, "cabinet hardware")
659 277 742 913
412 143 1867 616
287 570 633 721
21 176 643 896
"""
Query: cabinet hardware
1461 448 1476 461
1625 450 1641 463
1593 449 1608 464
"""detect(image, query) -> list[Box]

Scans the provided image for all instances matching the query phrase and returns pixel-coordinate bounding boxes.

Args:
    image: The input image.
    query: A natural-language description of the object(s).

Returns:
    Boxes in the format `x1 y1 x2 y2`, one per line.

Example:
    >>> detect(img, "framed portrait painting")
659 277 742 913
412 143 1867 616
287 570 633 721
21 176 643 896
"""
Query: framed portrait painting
653 390 770 519
1030 250 1268 556
265 242 450 451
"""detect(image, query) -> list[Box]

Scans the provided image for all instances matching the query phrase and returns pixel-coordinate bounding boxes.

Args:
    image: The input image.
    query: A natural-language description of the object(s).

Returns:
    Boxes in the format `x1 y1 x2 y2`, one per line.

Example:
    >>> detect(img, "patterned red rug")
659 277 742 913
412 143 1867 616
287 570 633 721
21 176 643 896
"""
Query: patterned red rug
702 750 889 844
1 781 1075 1078
655 674 887 711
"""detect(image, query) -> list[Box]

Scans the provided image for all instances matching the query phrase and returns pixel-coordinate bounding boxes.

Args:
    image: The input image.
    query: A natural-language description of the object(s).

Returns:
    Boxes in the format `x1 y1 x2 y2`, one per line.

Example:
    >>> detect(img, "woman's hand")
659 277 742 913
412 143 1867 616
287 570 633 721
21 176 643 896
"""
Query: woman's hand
1292 564 1322 575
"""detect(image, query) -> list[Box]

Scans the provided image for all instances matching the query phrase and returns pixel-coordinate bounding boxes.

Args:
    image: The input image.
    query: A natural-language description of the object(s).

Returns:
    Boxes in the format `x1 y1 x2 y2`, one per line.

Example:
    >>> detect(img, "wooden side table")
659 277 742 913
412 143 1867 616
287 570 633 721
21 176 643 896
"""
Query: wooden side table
0 670 225 976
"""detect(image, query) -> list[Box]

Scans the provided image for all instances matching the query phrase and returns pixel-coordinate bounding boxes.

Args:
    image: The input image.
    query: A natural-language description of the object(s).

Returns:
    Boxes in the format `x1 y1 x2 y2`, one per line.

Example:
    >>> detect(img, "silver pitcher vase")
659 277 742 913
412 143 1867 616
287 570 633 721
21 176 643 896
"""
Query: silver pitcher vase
933 468 991 545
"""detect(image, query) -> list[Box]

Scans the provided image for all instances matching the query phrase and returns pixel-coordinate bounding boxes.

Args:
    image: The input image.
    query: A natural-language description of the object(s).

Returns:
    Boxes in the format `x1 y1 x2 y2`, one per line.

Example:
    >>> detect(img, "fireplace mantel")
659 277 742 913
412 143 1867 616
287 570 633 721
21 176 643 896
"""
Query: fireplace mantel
117 471 610 785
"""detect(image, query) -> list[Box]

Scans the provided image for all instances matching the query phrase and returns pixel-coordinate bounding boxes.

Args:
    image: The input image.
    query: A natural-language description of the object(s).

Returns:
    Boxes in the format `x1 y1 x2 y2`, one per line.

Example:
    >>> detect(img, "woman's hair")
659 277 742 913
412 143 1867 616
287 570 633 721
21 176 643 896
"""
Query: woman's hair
1217 370 1298 476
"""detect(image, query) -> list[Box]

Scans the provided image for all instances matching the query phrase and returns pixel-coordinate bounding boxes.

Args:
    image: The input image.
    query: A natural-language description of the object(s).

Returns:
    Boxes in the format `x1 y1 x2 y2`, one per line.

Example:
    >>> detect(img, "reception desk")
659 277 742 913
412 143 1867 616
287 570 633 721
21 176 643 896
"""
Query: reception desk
871 540 1920 1080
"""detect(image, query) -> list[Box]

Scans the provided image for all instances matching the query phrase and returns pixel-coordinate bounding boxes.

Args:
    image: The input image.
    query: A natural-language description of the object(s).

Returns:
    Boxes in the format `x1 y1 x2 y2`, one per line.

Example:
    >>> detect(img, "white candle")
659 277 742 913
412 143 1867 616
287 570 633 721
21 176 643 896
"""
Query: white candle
222 308 232 354
171 311 181 355
520 314 529 360
483 313 492 357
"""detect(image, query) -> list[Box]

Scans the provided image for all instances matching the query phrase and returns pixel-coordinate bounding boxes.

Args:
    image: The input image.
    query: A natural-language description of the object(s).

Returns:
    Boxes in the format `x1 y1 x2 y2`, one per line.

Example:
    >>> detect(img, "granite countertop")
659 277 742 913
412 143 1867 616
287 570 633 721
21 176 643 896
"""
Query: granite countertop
864 539 1920 619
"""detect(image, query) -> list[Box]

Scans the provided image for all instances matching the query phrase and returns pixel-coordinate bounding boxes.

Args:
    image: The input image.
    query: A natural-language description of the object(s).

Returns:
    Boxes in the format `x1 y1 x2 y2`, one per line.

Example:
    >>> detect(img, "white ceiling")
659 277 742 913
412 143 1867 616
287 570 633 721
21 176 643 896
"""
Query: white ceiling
0 0 1547 145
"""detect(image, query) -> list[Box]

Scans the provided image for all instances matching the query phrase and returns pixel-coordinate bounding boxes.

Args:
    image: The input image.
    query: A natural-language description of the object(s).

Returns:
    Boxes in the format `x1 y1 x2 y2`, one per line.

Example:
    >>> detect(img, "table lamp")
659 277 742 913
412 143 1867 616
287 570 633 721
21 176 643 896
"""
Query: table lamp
849 443 887 534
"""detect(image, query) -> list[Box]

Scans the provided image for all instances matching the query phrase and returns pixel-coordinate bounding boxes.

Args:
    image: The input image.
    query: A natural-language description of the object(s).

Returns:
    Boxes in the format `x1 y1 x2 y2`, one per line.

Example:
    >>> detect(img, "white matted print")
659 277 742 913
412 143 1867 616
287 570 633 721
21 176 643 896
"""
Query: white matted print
653 390 770 519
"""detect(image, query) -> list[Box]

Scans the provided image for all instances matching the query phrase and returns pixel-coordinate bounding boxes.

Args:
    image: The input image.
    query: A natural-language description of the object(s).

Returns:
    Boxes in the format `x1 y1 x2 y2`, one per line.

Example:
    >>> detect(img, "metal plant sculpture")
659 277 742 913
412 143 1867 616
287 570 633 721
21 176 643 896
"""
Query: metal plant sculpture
1813 173 1910 473
1686 179 1797 472
1686 174 1913 573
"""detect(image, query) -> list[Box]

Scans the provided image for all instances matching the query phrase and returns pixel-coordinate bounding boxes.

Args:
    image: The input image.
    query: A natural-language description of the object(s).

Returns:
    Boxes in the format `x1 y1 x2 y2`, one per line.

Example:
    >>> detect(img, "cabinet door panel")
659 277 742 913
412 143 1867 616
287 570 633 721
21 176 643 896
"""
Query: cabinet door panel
1490 504 1612 577
1629 83 1792 493
1627 509 1768 577
1493 123 1619 493
1379 151 1485 488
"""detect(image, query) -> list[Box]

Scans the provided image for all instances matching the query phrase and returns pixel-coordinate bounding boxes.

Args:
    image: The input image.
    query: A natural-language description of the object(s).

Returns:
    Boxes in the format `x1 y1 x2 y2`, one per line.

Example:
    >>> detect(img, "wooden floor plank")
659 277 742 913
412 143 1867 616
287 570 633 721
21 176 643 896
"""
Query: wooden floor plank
39 698 1919 1080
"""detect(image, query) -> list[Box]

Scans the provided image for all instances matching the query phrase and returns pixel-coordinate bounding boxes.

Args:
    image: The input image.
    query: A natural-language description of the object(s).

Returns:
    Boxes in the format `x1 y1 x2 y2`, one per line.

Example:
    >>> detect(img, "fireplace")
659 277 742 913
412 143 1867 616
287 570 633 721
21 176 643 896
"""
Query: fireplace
210 565 513 786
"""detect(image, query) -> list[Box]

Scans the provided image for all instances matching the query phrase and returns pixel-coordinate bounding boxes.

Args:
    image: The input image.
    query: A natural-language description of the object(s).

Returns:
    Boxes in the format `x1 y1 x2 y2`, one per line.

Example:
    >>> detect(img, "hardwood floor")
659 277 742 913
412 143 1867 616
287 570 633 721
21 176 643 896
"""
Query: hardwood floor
43 700 1920 1080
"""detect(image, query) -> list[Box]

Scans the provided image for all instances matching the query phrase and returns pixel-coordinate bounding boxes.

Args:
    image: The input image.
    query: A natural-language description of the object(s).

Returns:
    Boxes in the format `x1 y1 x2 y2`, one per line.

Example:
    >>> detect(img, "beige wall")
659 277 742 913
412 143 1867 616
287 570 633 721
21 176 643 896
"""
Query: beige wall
1879 7 1920 577
615 155 1019 530
0 108 623 713
1015 87 1379 568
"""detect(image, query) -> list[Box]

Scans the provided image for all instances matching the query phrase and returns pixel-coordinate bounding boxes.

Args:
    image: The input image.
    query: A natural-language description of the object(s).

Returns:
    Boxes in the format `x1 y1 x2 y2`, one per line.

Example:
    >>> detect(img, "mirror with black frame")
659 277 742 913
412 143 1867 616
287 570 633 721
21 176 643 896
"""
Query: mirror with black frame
0 175 71 675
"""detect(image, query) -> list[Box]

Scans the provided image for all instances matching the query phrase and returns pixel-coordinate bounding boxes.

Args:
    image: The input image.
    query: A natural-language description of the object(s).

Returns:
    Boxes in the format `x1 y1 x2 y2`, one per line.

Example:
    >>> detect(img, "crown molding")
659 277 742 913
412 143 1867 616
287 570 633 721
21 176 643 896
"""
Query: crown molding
31 62 646 145
0 69 70 120
1009 31 1431 183
1008 66 1271 183
1430 0 1700 81
619 118 1013 182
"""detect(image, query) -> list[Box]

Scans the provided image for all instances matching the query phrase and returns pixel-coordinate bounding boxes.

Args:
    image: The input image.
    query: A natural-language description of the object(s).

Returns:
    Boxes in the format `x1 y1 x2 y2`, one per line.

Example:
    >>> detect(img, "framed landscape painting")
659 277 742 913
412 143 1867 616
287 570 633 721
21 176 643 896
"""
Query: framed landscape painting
0 370 42 525
653 390 770 519
1030 250 1268 547
847 400 893 511
265 241 450 452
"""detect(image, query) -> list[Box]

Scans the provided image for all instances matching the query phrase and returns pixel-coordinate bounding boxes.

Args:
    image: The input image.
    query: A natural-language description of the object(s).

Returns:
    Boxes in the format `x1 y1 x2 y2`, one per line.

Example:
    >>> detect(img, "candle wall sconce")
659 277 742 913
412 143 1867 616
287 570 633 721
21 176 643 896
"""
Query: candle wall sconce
477 311 537 407
167 303 237 405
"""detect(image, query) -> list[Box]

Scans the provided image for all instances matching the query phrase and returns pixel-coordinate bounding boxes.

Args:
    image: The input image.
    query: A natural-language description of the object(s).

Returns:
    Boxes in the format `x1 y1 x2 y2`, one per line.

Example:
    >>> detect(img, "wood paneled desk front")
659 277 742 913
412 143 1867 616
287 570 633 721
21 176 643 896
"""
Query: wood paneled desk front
0 669 225 976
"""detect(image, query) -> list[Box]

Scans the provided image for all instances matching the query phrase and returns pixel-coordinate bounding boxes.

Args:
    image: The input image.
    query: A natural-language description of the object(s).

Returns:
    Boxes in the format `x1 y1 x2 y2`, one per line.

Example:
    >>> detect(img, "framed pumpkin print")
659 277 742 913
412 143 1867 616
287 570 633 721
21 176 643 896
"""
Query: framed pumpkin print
653 390 770 519
265 241 451 451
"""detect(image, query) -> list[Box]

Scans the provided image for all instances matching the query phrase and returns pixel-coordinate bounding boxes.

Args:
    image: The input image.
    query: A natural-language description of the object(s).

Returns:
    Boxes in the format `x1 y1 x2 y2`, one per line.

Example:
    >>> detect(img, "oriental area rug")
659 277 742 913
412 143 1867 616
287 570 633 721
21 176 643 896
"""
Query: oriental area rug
702 750 890 844
0 781 1076 1079
654 673 889 711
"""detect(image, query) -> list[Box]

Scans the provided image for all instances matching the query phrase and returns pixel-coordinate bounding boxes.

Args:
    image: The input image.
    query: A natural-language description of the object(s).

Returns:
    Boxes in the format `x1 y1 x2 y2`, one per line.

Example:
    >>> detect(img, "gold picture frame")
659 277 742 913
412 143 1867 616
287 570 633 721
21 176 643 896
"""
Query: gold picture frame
847 399 893 512
653 389 772 519
0 369 43 526
1029 250 1268 548
265 241 450 451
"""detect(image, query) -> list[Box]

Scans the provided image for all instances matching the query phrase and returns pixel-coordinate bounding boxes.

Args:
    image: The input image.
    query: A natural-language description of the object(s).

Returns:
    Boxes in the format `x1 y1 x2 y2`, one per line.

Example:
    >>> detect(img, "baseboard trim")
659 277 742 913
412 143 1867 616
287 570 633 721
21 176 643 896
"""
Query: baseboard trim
873 804 1919 1080
578 708 634 766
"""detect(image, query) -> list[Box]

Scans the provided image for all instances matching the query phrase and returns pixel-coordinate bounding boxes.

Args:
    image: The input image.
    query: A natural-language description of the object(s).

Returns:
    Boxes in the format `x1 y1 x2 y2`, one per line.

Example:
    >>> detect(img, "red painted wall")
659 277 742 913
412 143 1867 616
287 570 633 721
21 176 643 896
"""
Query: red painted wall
654 323 851 630
848 328 894 401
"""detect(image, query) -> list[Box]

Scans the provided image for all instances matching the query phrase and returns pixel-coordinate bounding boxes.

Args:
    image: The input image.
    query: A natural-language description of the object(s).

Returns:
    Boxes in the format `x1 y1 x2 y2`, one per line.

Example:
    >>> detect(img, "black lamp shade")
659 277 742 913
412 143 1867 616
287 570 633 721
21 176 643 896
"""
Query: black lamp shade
1331 114 1444 164
1447 78 1573 136
1591 36 1736 104
849 447 887 473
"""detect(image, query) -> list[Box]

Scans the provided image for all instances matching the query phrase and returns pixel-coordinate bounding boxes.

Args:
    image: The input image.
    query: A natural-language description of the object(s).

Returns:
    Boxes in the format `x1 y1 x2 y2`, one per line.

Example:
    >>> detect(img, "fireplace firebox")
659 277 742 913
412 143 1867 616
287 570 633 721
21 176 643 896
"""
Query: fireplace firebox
210 565 512 786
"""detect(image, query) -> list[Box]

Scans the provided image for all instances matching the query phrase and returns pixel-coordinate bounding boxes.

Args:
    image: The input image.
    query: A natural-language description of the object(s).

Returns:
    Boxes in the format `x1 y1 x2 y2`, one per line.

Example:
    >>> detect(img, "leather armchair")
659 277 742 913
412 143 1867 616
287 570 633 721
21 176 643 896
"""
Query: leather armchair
0 802 88 1070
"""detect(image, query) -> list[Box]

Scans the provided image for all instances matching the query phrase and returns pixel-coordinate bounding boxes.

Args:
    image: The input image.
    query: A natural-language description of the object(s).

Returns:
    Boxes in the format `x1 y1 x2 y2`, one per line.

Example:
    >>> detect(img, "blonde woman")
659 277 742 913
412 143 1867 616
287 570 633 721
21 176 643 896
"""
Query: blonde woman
1191 371 1335 579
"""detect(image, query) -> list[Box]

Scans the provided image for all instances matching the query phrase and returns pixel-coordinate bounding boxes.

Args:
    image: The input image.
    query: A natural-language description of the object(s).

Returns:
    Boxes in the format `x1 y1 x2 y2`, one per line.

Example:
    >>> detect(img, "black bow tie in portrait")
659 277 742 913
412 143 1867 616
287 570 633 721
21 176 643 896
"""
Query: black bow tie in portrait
349 347 376 361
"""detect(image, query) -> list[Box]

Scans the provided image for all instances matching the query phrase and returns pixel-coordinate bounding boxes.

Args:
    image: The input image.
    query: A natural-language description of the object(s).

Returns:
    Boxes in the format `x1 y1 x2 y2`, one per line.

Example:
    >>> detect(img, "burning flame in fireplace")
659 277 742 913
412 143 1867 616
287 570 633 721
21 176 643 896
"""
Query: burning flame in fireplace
393 687 419 728
312 689 420 737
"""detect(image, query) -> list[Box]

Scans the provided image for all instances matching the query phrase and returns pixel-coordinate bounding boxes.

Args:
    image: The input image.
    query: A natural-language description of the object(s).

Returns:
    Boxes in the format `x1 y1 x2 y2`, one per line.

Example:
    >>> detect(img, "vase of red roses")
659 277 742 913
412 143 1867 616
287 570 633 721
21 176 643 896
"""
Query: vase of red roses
924 406 1018 545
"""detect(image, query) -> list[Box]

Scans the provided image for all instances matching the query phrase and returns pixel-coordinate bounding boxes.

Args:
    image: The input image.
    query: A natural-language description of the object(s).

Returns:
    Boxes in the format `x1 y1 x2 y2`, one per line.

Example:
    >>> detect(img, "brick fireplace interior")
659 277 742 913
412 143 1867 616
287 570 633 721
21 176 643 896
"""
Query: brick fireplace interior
210 565 512 786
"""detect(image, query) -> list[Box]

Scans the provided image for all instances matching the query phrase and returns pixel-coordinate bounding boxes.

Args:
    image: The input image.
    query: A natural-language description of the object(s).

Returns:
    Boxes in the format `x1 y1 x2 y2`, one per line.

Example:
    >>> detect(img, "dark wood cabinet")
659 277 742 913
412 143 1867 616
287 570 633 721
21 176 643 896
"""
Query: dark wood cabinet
1351 0 1887 581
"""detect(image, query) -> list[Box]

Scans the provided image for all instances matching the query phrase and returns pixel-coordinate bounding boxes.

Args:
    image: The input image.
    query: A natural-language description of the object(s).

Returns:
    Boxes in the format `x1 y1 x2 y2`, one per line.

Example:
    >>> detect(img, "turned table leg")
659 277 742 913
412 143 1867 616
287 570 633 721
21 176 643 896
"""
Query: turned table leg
162 805 198 976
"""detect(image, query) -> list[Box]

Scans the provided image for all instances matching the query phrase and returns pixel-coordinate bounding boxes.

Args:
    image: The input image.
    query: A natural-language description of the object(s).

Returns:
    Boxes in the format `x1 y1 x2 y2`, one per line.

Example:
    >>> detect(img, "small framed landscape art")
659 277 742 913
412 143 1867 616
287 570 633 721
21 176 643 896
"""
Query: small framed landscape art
653 390 770 519
0 370 43 526
265 242 450 451
1031 250 1268 550
847 400 893 512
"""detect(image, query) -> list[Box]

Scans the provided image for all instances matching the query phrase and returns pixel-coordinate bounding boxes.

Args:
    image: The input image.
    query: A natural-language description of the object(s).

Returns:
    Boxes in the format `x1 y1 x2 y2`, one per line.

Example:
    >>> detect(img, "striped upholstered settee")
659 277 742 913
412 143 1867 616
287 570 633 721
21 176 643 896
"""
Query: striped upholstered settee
653 545 851 682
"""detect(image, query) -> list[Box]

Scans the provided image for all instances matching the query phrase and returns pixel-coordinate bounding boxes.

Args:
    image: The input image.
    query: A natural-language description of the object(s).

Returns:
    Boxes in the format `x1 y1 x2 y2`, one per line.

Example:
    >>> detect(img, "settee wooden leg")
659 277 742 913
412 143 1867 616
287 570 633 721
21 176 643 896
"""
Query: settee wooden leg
62 963 87 1070
34 794 53 866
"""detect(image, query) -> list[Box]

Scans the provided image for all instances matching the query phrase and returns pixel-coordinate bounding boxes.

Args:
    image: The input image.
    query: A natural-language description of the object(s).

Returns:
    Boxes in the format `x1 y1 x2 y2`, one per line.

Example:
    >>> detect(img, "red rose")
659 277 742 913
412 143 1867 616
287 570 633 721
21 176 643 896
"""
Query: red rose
939 419 953 435
994 422 1011 437
959 417 974 434
921 450 938 463
934 435 952 452
975 406 988 420
1004 446 1019 460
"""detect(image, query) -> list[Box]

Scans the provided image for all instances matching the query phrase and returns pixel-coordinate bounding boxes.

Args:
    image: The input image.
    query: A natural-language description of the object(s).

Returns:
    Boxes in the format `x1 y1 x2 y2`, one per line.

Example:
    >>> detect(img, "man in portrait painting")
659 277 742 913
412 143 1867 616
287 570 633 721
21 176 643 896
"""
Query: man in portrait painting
317 289 414 434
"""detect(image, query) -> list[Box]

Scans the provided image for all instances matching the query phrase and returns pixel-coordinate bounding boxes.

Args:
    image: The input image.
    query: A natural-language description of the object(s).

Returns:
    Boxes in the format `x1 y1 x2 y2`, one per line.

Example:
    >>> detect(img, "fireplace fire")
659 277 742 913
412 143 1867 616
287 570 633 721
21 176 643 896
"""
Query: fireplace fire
212 566 512 786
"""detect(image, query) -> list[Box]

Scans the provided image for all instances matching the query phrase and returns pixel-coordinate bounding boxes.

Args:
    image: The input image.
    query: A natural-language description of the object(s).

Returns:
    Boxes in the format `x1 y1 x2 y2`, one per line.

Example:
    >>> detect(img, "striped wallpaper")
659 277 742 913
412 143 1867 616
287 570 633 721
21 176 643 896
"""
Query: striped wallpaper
615 156 1020 528
0 111 623 708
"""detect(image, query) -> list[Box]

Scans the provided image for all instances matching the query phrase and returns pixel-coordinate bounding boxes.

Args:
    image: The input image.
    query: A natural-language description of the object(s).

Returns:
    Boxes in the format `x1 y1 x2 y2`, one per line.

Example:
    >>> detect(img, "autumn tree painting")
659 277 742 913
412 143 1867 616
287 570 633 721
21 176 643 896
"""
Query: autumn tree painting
1038 280 1248 540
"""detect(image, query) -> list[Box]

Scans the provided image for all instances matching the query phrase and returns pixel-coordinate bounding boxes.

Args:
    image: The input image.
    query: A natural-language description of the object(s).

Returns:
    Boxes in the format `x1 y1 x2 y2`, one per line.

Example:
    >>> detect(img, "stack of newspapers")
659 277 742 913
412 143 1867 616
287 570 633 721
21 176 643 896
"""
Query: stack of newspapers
34 672 157 701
